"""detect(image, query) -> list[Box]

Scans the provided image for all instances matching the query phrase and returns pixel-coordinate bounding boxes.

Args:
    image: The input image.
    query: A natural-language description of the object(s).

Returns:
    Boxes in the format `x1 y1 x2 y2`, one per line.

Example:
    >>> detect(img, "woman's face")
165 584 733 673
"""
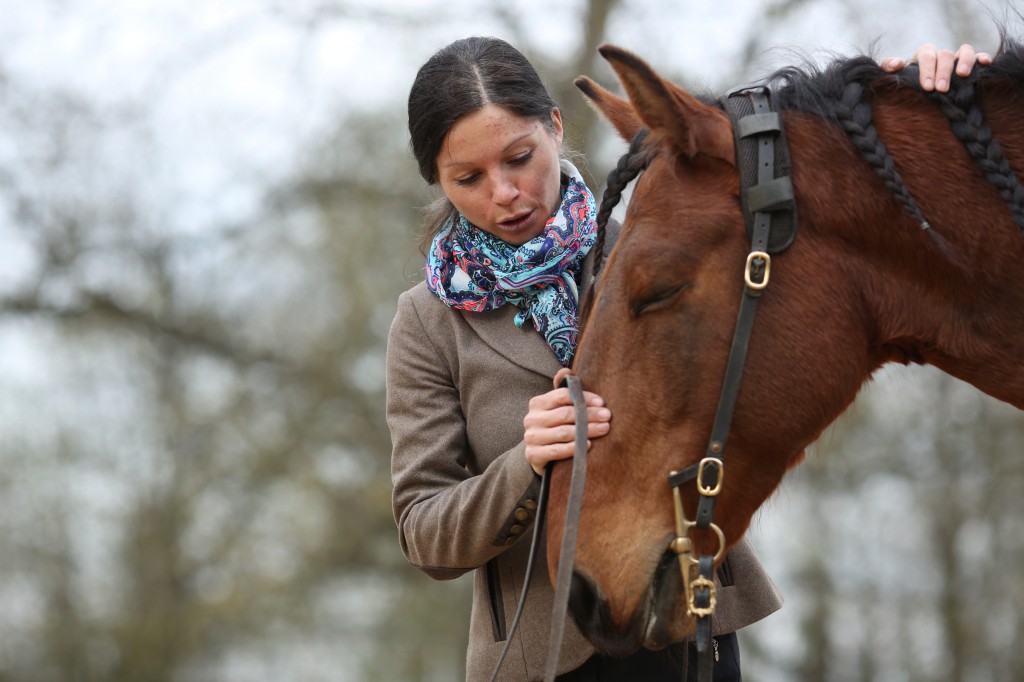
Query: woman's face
435 104 564 246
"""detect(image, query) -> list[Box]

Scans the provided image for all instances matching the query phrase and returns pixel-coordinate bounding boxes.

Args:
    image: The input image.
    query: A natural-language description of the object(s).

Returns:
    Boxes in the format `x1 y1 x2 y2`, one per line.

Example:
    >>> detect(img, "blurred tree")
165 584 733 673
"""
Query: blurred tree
0 9 456 682
742 369 1024 682
0 1 1019 681
0 2 627 680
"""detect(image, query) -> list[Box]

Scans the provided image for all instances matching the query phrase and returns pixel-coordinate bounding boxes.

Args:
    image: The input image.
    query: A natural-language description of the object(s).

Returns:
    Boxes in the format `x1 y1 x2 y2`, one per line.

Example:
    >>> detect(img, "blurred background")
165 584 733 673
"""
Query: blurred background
1 0 1022 680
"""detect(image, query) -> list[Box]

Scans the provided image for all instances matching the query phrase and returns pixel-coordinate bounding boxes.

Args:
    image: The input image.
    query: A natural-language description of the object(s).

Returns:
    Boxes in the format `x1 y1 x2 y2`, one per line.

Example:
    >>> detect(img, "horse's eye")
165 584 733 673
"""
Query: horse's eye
632 282 691 316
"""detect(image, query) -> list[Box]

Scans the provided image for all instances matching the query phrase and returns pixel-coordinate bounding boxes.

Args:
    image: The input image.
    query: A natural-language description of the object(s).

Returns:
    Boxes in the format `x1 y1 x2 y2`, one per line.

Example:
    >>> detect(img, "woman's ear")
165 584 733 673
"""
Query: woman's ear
550 108 564 141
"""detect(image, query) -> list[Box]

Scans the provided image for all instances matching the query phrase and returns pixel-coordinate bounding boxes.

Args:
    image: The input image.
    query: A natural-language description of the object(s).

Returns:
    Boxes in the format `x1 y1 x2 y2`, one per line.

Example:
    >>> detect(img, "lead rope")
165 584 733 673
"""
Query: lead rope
487 373 589 682
489 206 623 681
543 373 590 681
487 458 552 682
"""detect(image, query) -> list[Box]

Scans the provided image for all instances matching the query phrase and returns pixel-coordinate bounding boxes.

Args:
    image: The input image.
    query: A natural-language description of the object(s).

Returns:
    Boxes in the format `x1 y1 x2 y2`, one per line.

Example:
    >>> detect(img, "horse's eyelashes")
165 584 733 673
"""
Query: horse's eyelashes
632 282 692 316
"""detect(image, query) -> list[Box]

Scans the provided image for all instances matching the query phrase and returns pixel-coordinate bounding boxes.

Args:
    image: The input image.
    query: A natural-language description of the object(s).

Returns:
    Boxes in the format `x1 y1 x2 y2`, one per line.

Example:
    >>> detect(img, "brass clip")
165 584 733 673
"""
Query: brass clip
669 475 694 596
669 470 727 618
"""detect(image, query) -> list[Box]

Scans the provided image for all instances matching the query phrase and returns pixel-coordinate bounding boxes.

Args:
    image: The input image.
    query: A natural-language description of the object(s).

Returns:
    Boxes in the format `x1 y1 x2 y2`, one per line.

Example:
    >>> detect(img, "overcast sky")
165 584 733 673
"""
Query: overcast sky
4 0 1002 210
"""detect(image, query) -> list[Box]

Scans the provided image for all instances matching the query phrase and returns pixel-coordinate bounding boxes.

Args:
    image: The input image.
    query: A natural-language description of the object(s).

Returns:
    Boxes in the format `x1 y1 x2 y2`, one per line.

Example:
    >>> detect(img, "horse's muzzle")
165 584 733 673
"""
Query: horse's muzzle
567 570 644 657
568 548 690 656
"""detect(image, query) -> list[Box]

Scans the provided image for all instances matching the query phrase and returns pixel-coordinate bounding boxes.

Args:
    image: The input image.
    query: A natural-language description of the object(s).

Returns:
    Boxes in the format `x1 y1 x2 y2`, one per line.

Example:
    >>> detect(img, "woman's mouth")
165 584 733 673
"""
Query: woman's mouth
498 210 536 233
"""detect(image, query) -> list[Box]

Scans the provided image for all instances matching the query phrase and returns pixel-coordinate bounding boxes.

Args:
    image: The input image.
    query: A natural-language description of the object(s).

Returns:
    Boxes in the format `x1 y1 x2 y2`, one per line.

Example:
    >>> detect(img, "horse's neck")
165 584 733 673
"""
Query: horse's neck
788 111 1024 410
873 247 1024 410
876 223 1024 410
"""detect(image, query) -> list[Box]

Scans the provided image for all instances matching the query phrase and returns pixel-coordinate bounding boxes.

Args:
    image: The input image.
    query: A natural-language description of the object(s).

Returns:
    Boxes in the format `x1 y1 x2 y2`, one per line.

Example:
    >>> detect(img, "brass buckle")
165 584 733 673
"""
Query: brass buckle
688 576 717 617
697 457 723 497
669 479 728 565
744 251 771 290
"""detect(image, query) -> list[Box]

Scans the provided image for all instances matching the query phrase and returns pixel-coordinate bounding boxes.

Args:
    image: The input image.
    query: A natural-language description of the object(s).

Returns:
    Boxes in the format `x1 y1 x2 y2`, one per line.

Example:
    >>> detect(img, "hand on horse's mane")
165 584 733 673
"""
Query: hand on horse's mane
881 42 992 92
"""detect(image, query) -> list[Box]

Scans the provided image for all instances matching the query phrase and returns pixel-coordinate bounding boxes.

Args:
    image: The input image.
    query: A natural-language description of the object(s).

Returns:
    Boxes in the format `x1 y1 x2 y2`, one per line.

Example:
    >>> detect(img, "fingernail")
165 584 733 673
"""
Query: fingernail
597 408 611 419
937 78 948 91
924 77 934 90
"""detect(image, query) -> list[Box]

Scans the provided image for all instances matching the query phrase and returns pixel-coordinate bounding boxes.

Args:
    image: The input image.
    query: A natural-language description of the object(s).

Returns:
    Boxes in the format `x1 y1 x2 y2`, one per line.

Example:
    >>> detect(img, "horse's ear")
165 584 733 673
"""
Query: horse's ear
597 44 735 165
574 75 644 142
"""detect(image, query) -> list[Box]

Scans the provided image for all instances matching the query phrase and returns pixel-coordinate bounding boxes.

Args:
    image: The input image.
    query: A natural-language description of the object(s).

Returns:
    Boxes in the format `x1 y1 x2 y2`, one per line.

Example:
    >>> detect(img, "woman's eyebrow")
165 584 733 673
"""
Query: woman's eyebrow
441 130 538 169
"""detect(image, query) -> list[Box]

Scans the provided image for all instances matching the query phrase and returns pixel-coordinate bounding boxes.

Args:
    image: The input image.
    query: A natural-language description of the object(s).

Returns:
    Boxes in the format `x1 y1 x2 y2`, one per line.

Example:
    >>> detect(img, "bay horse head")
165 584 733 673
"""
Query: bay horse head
548 39 1024 655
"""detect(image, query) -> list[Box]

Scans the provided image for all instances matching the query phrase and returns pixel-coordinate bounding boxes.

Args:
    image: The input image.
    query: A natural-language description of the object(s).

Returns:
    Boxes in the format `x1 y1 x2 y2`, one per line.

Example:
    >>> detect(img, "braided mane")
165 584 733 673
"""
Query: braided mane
767 37 1024 236
593 37 1024 277
593 129 650 273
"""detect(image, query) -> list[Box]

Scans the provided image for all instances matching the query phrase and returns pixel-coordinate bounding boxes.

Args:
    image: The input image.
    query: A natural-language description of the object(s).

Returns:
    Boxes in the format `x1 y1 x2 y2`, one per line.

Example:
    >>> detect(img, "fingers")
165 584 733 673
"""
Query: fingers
524 423 607 475
524 405 611 443
880 56 905 72
883 43 991 92
527 413 611 442
908 43 950 92
525 441 581 475
552 366 574 390
879 43 938 84
934 47 958 92
527 387 605 411
954 43 992 76
954 43 978 77
523 389 612 475
908 41 935 67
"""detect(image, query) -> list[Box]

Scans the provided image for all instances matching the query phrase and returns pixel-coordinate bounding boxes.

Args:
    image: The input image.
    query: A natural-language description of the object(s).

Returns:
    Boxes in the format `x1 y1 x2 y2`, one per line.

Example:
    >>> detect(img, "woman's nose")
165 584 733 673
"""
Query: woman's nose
491 174 518 205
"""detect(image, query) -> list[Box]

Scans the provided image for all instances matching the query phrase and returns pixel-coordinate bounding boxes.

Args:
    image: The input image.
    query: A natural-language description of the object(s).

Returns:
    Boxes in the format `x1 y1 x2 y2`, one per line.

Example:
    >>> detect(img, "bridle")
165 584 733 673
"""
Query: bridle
663 84 798 680
489 85 797 682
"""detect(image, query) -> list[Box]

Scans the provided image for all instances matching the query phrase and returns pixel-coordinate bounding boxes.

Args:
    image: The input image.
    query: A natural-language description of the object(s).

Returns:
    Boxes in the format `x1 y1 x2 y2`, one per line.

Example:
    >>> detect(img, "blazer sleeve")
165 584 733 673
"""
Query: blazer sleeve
386 289 541 580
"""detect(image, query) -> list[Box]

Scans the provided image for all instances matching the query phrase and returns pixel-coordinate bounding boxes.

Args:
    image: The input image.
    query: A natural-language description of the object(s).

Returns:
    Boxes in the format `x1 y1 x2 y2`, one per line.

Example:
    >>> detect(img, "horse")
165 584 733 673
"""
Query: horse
546 35 1024 657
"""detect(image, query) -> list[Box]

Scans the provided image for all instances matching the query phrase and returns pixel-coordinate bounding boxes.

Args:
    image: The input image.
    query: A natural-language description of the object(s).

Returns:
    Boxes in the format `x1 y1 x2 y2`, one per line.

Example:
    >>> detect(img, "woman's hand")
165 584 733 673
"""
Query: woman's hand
523 386 611 475
881 43 992 92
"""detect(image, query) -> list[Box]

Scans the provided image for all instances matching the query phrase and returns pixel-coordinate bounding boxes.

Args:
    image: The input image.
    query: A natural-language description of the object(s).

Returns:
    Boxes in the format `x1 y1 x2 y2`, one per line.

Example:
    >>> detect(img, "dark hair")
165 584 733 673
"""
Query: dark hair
408 36 559 184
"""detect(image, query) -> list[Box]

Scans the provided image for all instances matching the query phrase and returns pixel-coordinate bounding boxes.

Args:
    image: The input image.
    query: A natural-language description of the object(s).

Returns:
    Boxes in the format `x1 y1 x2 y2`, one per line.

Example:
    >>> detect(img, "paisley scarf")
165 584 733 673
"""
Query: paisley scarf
425 160 597 366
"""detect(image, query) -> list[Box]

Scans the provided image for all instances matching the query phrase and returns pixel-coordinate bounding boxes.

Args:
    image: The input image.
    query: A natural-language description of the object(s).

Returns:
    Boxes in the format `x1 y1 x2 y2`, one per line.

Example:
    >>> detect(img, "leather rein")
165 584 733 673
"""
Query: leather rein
490 85 796 682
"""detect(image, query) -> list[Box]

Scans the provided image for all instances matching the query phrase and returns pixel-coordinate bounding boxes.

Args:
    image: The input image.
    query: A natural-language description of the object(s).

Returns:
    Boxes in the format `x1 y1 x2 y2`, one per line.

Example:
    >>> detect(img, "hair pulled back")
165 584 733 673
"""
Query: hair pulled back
408 36 558 184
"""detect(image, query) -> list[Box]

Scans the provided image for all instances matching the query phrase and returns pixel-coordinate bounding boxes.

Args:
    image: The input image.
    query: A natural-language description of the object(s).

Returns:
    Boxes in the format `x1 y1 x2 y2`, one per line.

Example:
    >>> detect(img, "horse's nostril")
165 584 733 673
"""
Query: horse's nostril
567 570 646 657
568 571 605 634
652 549 678 592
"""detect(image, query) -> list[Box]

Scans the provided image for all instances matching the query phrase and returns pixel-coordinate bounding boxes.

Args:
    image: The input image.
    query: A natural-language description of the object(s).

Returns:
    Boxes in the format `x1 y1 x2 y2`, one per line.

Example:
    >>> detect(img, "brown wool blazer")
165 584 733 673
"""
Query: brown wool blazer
387 244 783 681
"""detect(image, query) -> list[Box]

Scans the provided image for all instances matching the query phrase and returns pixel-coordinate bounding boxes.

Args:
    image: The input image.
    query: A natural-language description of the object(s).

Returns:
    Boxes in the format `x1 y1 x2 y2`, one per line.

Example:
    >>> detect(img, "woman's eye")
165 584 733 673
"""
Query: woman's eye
509 151 533 166
632 282 691 316
455 173 479 186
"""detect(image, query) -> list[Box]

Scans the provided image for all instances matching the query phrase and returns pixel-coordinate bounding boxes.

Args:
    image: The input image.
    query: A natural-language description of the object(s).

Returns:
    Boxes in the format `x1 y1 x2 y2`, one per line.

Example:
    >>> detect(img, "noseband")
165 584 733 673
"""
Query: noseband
489 86 796 682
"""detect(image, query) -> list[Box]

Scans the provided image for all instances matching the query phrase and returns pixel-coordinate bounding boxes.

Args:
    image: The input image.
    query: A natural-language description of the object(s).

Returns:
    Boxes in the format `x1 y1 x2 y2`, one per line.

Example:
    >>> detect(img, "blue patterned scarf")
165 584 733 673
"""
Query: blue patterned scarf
425 161 597 366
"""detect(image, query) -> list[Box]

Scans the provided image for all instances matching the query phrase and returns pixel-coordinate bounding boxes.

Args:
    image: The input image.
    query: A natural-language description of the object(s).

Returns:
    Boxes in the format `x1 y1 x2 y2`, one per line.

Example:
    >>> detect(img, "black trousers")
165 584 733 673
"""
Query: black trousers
555 633 741 682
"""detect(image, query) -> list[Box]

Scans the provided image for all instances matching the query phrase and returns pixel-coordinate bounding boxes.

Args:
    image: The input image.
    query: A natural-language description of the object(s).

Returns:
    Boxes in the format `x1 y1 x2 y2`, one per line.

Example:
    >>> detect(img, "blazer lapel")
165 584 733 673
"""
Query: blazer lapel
461 247 598 380
462 304 563 379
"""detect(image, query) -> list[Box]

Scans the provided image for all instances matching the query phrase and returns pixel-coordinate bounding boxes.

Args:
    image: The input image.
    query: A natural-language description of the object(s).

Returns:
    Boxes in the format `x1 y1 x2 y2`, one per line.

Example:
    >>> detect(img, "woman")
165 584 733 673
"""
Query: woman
388 36 988 681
